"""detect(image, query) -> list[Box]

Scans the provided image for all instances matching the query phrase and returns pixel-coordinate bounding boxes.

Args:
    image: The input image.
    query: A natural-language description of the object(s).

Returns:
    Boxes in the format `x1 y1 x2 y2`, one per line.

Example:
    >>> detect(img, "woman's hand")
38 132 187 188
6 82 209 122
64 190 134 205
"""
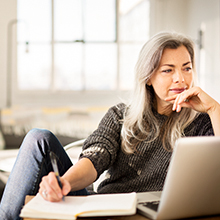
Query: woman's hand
165 86 220 136
165 86 219 114
39 172 71 202
38 158 97 202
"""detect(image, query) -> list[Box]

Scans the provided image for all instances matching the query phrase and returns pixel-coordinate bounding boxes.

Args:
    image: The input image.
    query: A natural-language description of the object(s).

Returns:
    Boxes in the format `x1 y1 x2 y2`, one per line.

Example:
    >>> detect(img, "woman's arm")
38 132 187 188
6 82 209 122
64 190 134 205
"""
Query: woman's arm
62 158 97 191
39 104 124 202
39 158 97 202
206 103 220 136
165 86 220 136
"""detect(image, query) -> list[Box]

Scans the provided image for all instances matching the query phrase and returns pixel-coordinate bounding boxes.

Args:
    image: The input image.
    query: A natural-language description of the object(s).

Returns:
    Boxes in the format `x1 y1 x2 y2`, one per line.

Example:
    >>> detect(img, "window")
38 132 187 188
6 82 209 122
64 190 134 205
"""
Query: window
17 0 150 93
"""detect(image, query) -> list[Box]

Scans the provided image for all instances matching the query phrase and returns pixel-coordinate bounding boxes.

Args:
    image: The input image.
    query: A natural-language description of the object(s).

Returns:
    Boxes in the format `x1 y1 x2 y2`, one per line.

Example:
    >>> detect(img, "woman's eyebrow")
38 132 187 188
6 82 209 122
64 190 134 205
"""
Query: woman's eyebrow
183 61 191 66
161 61 191 67
161 64 175 67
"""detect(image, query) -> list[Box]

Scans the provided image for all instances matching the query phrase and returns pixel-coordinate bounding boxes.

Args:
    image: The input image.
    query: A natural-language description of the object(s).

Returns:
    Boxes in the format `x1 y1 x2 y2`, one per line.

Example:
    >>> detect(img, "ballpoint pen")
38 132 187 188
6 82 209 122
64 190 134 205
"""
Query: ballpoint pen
49 151 65 201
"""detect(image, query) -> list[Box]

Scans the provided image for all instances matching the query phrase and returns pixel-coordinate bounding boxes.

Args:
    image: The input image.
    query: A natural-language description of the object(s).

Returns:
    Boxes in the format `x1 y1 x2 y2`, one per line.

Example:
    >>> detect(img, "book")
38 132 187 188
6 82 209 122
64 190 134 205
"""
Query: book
20 192 137 219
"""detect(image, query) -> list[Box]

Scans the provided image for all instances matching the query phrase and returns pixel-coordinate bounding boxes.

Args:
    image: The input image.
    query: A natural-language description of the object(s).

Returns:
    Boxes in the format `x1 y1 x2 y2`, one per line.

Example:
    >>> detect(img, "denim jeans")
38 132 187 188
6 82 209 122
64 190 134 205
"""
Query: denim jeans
0 128 88 220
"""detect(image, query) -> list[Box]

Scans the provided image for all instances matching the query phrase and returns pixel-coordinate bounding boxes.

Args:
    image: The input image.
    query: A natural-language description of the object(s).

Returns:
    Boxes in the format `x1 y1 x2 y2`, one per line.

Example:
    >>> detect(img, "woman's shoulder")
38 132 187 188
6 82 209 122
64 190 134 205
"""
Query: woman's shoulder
107 103 127 116
98 103 127 126
110 102 126 109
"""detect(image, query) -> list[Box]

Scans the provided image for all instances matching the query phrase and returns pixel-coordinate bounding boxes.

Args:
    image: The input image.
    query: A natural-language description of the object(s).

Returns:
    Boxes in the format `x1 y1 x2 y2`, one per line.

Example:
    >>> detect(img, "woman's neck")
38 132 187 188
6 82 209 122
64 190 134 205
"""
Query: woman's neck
157 104 173 116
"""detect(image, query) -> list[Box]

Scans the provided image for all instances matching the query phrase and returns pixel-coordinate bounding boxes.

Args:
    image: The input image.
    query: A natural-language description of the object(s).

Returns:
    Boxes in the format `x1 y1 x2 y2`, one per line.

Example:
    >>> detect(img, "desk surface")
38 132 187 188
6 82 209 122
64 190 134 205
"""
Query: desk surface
23 196 220 220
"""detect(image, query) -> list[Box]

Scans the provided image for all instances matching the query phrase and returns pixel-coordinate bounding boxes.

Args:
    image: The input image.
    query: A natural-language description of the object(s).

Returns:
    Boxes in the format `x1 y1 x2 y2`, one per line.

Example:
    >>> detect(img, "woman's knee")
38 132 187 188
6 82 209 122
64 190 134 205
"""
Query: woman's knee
20 128 57 153
25 128 54 140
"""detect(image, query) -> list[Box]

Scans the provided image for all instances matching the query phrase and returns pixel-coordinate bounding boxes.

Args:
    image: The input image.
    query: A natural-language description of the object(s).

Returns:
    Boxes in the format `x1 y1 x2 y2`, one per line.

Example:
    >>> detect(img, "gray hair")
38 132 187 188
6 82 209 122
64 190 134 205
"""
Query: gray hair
121 32 198 153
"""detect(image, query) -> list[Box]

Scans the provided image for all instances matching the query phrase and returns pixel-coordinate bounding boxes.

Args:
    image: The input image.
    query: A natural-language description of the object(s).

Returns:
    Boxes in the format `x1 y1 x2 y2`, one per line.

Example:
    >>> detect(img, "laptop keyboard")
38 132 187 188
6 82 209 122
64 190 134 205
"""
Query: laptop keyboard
140 201 160 211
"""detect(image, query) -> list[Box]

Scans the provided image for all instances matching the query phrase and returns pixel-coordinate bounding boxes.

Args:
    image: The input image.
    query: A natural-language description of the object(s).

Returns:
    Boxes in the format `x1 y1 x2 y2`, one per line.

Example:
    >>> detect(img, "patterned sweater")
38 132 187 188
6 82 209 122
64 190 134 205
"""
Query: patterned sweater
79 103 214 194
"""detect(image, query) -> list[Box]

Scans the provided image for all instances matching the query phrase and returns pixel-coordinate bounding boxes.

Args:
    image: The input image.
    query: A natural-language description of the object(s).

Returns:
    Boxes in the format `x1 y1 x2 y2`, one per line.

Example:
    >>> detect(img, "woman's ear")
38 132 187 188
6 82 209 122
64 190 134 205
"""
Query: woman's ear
146 80 152 86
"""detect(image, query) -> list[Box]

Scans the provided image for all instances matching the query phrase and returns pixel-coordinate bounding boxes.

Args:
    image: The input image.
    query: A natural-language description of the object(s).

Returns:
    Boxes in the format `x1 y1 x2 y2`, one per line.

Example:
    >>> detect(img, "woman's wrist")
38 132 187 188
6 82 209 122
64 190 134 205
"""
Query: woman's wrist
206 101 220 136
206 101 220 116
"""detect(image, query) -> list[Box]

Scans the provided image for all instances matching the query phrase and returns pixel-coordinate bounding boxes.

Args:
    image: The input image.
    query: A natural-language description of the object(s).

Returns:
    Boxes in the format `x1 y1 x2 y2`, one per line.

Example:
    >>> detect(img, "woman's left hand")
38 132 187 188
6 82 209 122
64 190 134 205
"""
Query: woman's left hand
165 86 219 114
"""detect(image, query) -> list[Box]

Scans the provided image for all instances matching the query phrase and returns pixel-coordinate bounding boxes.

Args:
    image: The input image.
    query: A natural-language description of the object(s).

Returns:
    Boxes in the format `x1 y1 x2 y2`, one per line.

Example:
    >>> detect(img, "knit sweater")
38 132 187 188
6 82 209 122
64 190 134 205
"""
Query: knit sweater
79 103 214 194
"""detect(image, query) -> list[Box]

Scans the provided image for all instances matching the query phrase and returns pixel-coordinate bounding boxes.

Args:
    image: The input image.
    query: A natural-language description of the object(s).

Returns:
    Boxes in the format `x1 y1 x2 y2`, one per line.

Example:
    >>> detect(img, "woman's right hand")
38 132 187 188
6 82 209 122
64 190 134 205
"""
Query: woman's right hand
39 172 71 202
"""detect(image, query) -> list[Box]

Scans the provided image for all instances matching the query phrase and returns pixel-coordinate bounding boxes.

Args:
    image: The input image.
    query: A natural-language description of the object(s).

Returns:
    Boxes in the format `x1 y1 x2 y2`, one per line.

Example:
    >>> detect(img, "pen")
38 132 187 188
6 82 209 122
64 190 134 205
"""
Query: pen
49 152 65 201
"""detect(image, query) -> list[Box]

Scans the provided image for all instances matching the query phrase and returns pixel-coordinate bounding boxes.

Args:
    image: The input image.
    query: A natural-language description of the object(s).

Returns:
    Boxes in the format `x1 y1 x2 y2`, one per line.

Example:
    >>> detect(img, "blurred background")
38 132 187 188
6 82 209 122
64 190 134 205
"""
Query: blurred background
0 0 219 199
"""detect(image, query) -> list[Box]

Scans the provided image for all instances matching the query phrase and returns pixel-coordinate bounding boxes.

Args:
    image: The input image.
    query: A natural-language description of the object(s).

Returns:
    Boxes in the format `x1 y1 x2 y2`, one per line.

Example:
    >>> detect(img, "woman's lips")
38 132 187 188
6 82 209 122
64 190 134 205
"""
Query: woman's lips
170 88 186 93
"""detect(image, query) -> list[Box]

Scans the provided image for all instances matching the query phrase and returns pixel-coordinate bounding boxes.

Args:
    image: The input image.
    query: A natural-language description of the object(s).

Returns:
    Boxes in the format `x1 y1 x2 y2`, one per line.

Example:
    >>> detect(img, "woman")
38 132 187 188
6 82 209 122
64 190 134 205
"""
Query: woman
0 31 220 220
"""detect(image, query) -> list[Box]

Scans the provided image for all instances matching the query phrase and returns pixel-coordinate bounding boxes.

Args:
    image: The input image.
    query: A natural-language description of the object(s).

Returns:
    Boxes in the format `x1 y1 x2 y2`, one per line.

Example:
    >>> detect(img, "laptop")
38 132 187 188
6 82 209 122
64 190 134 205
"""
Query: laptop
137 136 220 220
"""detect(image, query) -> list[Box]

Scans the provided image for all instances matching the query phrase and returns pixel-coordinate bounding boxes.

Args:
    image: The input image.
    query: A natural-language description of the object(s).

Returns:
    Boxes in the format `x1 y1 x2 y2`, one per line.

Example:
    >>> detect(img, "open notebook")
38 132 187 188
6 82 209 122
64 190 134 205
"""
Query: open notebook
20 192 137 219
137 136 220 219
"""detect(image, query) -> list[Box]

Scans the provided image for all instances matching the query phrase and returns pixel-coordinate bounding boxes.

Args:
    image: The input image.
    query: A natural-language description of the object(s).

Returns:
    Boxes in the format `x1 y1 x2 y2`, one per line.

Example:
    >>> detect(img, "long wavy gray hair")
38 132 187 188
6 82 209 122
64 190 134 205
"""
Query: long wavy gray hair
121 32 199 154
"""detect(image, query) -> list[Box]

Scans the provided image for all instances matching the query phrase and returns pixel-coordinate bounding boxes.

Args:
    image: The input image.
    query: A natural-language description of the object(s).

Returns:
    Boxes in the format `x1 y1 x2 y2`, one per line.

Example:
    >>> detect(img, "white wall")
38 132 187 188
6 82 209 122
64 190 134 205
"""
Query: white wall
186 0 220 102
150 0 188 35
0 0 17 108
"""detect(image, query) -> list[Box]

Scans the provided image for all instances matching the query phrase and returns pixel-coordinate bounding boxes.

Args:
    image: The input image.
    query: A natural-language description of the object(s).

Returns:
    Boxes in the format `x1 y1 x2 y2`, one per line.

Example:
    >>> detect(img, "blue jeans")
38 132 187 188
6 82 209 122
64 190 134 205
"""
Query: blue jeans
0 128 88 220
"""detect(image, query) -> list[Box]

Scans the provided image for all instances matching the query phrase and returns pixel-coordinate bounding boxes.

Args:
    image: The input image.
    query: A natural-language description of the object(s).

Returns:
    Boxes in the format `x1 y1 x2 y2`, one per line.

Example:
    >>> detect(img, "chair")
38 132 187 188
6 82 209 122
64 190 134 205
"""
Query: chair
64 139 86 151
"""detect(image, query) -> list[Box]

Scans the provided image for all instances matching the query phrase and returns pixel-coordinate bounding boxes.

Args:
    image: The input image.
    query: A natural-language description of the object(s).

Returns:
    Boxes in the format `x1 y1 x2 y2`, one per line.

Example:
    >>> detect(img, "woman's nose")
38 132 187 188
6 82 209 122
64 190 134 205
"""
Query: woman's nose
173 70 184 83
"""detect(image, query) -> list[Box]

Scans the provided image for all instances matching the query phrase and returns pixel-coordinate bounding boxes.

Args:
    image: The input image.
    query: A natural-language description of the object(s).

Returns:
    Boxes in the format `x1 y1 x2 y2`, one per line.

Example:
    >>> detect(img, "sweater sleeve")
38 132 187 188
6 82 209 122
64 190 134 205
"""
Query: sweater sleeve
79 103 125 179
185 113 214 137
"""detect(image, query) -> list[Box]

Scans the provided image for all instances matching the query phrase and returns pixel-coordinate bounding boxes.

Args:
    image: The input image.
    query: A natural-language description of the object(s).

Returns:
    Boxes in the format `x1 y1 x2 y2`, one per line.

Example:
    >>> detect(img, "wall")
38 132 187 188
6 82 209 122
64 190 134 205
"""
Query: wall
186 0 220 102
0 0 17 108
150 0 188 35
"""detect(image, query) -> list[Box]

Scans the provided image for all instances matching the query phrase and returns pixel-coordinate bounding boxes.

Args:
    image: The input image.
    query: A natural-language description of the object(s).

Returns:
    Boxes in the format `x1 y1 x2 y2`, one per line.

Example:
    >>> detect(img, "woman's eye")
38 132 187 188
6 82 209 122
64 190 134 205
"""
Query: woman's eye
185 67 192 71
162 69 172 73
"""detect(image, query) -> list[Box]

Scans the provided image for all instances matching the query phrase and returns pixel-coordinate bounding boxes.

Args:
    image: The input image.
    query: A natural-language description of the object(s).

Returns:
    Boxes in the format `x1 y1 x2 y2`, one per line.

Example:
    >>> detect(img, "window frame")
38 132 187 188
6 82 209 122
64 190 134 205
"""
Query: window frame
12 0 149 106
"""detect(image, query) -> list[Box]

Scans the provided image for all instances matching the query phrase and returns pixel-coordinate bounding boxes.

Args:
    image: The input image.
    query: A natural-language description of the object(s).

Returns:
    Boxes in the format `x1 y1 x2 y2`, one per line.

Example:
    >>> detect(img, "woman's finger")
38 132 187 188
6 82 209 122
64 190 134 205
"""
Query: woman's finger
39 172 63 202
60 178 71 196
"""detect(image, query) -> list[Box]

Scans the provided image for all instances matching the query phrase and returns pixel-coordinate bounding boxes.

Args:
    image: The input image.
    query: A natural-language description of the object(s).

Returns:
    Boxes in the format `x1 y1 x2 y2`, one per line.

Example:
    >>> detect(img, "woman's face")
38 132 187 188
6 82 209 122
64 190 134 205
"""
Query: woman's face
148 45 194 115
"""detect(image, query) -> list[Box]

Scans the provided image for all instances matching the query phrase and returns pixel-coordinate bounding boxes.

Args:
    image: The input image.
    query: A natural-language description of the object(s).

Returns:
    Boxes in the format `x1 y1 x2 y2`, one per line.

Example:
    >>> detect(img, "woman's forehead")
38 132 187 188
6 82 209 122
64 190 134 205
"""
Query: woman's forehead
159 46 192 66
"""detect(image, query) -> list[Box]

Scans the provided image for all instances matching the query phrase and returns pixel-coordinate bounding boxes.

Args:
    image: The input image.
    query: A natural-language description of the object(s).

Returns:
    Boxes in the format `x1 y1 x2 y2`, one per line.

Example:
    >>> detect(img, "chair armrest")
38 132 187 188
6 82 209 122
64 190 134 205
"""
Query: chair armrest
64 139 86 151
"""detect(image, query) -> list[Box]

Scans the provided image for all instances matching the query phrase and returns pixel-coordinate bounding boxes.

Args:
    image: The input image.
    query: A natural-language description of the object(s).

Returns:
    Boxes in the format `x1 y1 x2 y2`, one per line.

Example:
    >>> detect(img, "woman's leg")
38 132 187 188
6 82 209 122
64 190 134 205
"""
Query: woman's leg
0 128 85 220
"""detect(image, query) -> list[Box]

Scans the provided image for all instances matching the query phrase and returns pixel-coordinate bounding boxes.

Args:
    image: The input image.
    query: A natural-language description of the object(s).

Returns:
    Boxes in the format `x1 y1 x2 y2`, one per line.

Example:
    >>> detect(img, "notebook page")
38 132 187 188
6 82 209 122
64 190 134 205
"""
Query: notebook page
21 193 86 216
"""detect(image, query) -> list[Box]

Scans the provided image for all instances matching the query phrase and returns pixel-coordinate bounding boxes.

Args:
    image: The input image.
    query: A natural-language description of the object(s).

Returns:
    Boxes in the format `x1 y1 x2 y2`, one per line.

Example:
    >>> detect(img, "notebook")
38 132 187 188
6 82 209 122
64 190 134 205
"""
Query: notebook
20 192 137 219
137 136 220 220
